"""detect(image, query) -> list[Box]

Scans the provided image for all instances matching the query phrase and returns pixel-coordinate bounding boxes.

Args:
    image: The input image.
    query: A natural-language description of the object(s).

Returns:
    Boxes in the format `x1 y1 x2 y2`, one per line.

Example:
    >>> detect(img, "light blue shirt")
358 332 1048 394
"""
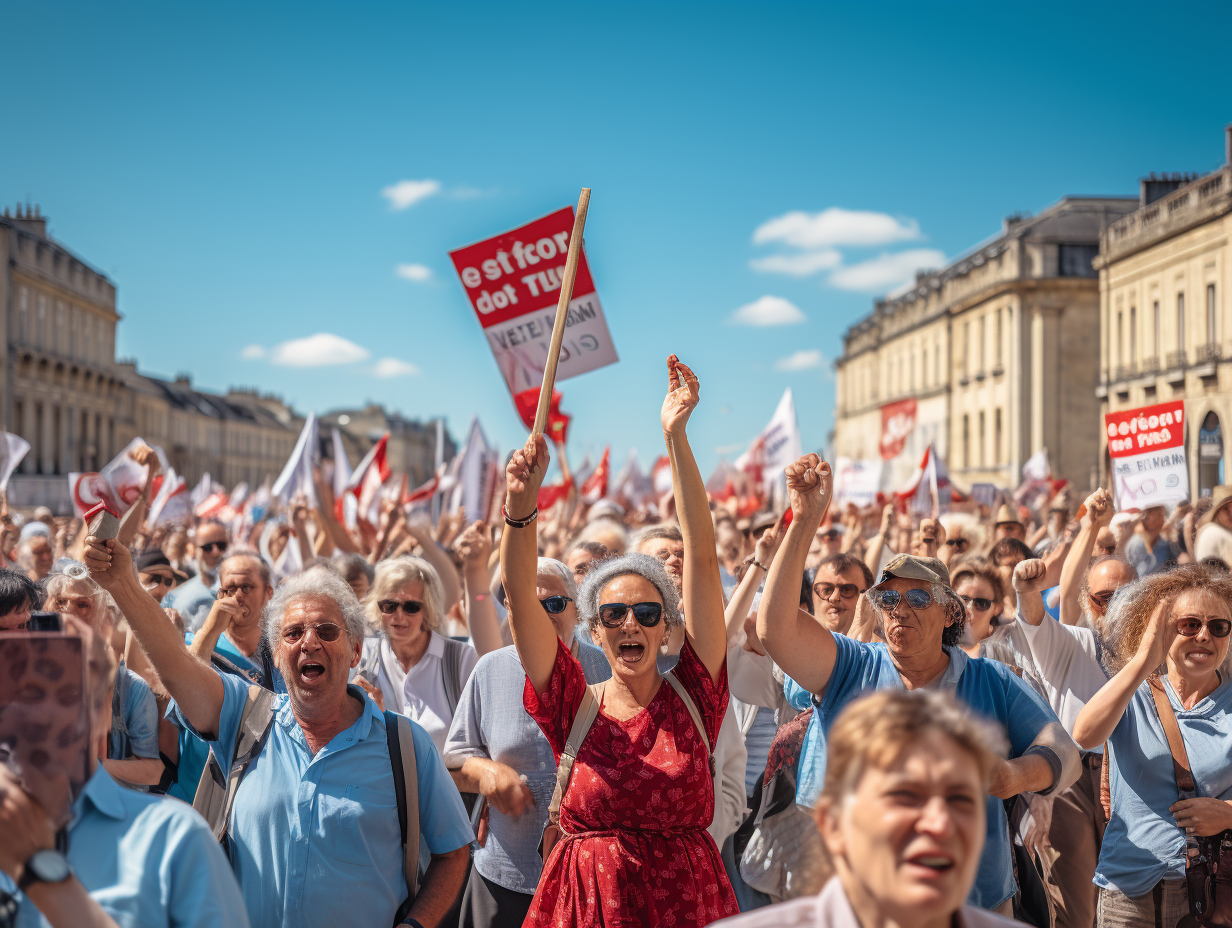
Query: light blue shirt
443 640 611 894
0 766 250 928
163 573 218 632
1097 675 1232 896
784 635 1059 910
181 673 473 928
110 665 159 760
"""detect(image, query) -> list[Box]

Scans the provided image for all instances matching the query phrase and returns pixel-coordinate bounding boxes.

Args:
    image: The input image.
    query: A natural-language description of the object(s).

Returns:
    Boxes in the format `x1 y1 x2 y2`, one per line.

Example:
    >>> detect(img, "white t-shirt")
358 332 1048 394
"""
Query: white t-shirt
1018 614 1108 745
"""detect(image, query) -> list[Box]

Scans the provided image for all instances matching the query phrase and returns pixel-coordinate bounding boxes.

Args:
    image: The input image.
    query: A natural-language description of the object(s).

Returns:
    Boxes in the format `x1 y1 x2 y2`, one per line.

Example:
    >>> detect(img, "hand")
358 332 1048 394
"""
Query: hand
455 521 491 569
355 675 385 712
660 354 700 436
479 762 535 817
1012 558 1049 594
505 434 550 514
208 591 244 628
917 518 945 546
754 511 789 566
164 607 186 633
82 536 134 591
785 454 832 527
0 766 56 881
1137 598 1174 670
878 502 894 535
1170 798 1232 837
1084 488 1113 527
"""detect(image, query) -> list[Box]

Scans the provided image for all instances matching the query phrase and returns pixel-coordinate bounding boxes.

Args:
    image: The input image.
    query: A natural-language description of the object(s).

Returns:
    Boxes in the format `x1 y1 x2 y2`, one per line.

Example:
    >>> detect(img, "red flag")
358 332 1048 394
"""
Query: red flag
514 387 570 444
580 446 610 503
537 476 574 510
345 433 392 525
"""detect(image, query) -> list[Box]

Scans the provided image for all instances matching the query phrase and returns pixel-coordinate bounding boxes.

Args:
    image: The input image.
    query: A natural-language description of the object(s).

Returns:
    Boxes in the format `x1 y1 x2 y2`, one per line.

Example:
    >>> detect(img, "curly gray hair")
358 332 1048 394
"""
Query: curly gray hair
576 552 682 635
264 566 366 646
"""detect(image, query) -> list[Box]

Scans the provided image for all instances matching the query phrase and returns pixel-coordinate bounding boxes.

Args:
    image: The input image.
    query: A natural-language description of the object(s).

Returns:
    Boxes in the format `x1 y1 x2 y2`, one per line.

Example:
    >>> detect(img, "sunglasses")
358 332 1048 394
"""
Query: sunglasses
872 588 934 611
814 582 860 601
143 574 175 588
377 600 424 616
541 596 573 615
598 602 664 629
960 594 995 612
281 622 344 643
1088 590 1117 610
945 539 969 549
199 541 228 554
1176 617 1232 639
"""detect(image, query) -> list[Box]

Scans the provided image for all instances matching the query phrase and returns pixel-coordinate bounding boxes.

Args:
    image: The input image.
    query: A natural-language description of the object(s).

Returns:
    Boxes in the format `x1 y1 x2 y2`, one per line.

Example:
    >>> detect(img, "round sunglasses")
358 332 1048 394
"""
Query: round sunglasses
377 600 424 616
959 594 995 612
540 595 573 615
1176 617 1232 639
281 622 344 643
598 602 664 628
872 588 934 611
814 582 860 601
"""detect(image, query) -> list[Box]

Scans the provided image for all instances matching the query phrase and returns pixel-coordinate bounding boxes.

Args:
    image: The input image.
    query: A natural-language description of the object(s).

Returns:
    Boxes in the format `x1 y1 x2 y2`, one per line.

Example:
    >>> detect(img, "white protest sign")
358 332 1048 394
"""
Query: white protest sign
1105 400 1189 510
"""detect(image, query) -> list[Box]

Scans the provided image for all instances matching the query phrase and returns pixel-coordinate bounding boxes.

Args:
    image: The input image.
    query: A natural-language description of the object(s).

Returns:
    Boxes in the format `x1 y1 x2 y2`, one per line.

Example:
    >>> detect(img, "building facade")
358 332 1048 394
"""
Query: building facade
834 195 1138 494
1095 127 1232 497
320 404 455 488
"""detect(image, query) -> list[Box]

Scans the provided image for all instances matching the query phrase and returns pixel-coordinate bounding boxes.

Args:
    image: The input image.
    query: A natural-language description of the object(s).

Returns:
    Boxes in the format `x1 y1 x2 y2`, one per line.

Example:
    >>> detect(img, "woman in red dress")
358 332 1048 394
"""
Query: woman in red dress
501 355 738 927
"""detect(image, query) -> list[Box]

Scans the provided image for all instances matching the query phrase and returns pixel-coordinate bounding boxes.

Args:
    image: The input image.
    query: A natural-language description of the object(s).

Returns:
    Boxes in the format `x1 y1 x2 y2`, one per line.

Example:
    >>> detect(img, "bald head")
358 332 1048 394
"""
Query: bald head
1085 557 1138 619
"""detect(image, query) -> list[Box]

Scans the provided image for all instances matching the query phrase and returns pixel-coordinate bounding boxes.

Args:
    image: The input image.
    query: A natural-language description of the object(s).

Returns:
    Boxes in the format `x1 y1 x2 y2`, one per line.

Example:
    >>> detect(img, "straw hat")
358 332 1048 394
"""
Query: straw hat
1198 486 1232 528
994 504 1021 526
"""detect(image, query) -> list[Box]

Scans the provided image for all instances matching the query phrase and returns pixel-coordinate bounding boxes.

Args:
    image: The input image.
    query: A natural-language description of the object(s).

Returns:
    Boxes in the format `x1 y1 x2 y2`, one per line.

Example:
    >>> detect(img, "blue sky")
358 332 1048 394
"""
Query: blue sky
2 1 1229 479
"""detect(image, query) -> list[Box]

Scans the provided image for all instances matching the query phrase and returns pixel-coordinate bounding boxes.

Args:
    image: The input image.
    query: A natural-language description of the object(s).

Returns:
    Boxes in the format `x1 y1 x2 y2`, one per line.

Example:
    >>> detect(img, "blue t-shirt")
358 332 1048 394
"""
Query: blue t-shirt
163 574 218 632
1097 675 1232 896
785 635 1059 910
109 665 159 760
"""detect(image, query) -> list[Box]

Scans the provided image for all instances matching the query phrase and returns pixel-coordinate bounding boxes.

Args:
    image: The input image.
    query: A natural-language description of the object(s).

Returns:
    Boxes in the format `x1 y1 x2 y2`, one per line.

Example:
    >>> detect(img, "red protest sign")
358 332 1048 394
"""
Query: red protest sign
449 207 619 396
1104 400 1185 456
879 398 917 459
1104 400 1189 510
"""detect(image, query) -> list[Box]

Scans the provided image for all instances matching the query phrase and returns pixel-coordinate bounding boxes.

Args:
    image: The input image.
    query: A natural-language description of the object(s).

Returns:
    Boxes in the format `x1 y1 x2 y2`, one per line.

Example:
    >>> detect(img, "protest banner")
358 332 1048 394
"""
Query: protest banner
834 457 883 507
1105 400 1189 510
449 197 618 408
879 398 917 460
68 438 155 517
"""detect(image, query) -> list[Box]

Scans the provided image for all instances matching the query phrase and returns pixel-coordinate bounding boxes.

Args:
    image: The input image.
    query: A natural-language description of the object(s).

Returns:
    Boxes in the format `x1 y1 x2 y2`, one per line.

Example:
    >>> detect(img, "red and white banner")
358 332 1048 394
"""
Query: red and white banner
449 206 619 396
880 398 917 460
1105 400 1189 509
68 438 154 517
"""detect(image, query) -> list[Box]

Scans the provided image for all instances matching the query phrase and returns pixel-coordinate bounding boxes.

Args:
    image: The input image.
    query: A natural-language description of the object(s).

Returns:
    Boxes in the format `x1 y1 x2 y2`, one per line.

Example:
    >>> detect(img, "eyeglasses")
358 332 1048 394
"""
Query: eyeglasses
1176 617 1232 639
540 596 573 615
814 582 860 601
872 588 934 611
219 584 255 597
960 594 995 612
377 600 424 616
200 541 228 554
598 602 664 628
1088 590 1117 610
1098 545 1117 555
143 574 175 588
945 539 970 549
281 622 344 643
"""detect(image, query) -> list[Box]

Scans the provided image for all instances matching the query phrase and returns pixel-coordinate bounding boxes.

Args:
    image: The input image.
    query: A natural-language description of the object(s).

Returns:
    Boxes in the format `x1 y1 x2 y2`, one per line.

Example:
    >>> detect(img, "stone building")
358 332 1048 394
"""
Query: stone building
319 404 454 487
1095 126 1232 497
834 195 1138 493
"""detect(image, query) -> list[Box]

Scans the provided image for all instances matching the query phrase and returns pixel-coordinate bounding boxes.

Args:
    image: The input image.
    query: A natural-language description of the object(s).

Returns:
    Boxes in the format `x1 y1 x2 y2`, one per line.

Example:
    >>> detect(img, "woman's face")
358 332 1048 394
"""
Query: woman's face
819 734 986 924
596 573 667 681
955 575 1000 644
380 579 429 646
1167 589 1231 679
50 581 98 625
536 571 578 641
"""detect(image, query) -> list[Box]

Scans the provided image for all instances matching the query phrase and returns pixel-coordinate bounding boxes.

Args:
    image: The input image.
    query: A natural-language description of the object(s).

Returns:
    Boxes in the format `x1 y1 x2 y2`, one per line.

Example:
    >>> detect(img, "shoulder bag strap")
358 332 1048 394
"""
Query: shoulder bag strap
662 671 716 778
546 683 603 830
193 685 278 843
442 638 465 717
1100 743 1112 822
385 710 420 913
1148 675 1197 794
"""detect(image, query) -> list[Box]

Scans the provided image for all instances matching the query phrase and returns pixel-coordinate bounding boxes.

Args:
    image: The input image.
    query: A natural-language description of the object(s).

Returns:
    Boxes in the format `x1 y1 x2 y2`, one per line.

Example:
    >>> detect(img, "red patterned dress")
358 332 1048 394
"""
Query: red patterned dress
523 637 739 927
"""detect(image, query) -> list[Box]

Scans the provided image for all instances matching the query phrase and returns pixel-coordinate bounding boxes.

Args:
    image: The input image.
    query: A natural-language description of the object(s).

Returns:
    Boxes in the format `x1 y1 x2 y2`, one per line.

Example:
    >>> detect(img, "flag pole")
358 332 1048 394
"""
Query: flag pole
532 188 591 438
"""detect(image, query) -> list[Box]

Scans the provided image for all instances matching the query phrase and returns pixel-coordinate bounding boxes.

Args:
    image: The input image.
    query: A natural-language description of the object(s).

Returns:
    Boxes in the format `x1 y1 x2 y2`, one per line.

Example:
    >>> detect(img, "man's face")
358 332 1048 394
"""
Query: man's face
139 568 177 602
813 563 870 635
565 548 600 582
1085 560 1137 620
28 537 53 576
874 577 953 660
1142 507 1166 534
0 599 32 630
638 537 684 589
218 559 272 629
994 522 1025 542
274 596 361 707
196 524 228 572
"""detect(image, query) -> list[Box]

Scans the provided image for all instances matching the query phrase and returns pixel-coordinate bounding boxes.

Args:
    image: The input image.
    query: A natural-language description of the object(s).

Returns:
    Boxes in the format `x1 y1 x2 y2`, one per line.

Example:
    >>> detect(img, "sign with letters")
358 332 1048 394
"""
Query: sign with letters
880 398 917 460
449 207 619 395
1105 400 1189 509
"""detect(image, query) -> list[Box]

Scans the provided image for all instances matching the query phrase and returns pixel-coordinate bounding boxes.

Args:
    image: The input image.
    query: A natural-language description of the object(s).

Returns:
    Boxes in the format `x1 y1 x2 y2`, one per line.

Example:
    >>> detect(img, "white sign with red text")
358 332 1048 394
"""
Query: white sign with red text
449 206 619 394
1105 400 1189 510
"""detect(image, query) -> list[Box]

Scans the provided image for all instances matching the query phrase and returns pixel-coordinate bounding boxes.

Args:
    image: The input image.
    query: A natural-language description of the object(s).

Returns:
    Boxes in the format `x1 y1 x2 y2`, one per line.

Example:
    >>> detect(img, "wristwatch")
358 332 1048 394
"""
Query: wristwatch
17 850 72 892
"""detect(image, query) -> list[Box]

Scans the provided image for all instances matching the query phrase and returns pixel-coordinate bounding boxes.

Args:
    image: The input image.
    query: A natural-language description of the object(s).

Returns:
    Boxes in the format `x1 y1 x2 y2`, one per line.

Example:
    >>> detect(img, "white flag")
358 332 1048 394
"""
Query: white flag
272 413 319 508
1021 449 1050 483
0 432 30 491
449 418 498 523
331 428 352 502
745 388 804 507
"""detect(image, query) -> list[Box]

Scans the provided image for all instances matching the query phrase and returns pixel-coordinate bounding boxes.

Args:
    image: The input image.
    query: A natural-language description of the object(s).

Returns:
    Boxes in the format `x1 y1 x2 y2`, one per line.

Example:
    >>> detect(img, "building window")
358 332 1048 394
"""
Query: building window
962 414 970 469
978 316 986 372
1208 284 1218 344
1058 244 1098 278
994 408 1003 464
934 339 941 384
963 322 970 375
995 308 1003 366
979 411 986 466
921 346 927 386
1117 311 1124 367
1177 293 1186 351
1129 306 1137 364
33 403 44 474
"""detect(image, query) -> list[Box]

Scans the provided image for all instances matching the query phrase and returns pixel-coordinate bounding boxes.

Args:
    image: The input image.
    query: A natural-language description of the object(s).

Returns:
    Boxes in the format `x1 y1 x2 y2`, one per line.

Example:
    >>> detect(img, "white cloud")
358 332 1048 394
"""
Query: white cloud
828 249 947 292
749 249 841 277
754 208 921 249
270 333 371 367
240 344 266 360
395 263 433 282
728 296 807 326
381 179 442 211
774 349 826 372
373 357 420 378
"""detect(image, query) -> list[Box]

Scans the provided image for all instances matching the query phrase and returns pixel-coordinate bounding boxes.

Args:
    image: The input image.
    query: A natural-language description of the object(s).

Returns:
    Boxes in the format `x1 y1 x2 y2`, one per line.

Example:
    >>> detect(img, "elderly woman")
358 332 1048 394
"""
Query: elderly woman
444 557 611 928
44 564 163 788
503 355 738 926
82 538 473 928
756 453 1078 913
1072 564 1232 928
718 688 1018 928
354 555 479 755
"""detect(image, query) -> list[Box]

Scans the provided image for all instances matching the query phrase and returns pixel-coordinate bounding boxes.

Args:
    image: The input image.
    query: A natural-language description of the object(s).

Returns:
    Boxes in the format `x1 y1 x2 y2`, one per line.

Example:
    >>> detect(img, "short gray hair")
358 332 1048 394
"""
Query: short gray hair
630 523 683 552
577 553 682 634
537 557 578 602
264 566 366 646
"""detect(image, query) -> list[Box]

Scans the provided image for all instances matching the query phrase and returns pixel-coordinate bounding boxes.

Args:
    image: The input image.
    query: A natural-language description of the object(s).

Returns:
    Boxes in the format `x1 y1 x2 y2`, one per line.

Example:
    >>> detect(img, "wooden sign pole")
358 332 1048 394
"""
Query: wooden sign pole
531 187 591 438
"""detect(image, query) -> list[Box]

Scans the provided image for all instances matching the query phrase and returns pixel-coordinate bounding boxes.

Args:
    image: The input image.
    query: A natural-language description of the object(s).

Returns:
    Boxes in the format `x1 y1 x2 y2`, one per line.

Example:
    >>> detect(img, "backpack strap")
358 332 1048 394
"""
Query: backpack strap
1148 675 1196 794
1099 744 1111 822
546 683 603 835
662 670 716 778
193 685 278 843
441 638 467 717
385 710 420 919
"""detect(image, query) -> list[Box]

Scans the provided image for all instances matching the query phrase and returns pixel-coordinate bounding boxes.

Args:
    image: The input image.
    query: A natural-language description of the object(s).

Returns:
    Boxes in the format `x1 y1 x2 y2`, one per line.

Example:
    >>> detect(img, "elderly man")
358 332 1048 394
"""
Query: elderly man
0 566 43 629
757 453 1078 914
993 503 1026 542
83 537 473 928
163 521 229 631
444 557 611 928
16 531 54 583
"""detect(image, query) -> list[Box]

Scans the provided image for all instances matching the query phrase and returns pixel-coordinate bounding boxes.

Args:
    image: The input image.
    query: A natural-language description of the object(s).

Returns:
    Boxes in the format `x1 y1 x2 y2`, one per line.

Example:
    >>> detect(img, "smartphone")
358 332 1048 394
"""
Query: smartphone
26 612 62 632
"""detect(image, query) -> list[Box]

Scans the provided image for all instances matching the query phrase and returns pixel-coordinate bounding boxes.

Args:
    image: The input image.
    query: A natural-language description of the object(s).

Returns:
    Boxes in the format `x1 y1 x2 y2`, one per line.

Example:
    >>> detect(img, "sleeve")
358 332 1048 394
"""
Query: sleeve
162 810 253 928
818 633 875 717
442 657 488 768
670 639 730 748
1019 614 1103 694
728 642 784 709
173 672 251 770
783 675 814 712
711 707 749 845
410 720 476 855
523 636 589 759
457 643 479 689
997 664 1063 757
124 672 161 759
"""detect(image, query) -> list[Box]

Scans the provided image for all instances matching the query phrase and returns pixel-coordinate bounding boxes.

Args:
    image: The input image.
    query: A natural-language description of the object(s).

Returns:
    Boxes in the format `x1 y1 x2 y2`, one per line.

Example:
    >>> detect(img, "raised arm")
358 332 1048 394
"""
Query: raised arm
501 435 558 695
1059 488 1113 625
757 454 838 695
864 502 894 577
724 513 786 646
118 446 160 548
661 356 726 680
1012 558 1049 627
456 520 502 656
83 537 225 738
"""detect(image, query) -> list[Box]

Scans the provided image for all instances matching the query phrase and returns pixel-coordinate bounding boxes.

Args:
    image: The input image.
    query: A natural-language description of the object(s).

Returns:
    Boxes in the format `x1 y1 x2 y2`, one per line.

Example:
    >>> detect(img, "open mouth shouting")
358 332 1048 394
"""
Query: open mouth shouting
617 640 647 666
297 660 327 684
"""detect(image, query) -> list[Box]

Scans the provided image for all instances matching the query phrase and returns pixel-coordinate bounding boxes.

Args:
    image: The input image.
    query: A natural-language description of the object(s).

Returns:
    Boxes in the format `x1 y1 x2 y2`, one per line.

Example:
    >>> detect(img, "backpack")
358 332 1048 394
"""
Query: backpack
193 686 421 924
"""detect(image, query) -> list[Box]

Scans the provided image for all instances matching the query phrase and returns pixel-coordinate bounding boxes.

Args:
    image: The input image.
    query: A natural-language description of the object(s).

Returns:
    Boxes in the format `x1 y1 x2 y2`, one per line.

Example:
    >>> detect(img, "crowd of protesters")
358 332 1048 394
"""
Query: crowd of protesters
0 354 1230 928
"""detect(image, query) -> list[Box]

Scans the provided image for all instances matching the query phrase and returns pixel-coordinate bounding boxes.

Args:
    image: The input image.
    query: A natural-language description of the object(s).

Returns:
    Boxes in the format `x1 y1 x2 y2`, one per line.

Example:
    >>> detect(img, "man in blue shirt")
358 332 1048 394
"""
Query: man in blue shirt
162 521 229 631
85 537 473 928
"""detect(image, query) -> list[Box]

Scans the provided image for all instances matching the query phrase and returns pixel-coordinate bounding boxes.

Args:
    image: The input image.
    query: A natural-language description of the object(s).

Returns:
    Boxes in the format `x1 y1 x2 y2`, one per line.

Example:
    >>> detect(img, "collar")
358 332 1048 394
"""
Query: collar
819 877 977 928
74 766 127 823
926 646 967 691
277 684 379 745
427 630 446 660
